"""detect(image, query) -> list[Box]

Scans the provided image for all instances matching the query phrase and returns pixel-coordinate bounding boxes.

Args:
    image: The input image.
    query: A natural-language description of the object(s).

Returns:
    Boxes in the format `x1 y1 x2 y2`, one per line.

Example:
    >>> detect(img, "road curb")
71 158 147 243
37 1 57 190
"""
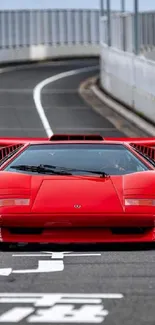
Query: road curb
91 83 155 137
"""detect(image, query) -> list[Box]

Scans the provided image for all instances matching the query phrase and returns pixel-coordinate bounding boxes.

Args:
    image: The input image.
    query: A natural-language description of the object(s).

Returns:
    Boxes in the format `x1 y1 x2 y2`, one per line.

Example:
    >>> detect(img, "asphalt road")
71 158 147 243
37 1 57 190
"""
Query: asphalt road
0 59 154 325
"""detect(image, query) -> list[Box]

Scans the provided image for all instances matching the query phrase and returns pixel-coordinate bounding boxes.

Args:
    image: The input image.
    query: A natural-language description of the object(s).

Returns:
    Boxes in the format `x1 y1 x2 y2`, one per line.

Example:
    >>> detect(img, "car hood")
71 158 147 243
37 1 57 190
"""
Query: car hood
31 175 124 214
0 171 123 214
0 170 155 214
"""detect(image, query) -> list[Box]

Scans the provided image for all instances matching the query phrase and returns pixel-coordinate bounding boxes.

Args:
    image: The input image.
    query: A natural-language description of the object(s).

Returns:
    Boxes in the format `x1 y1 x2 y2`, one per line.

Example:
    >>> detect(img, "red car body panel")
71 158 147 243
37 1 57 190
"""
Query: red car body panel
0 134 155 243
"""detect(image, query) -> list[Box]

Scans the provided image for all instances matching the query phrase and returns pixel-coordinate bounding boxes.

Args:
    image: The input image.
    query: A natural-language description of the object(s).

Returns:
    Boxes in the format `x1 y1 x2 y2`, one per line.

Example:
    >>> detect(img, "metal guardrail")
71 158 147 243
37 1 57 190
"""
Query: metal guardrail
100 4 155 123
101 12 155 54
1 9 155 56
0 10 100 49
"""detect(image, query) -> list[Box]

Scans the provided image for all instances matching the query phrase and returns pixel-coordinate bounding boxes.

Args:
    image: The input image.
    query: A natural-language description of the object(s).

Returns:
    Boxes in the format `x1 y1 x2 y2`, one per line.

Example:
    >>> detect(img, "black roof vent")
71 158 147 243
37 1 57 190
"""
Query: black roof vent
50 134 104 141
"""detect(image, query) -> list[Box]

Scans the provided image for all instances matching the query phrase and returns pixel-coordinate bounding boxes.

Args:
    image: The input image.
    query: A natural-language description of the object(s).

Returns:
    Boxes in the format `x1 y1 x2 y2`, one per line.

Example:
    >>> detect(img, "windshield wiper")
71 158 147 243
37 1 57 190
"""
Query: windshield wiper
9 164 72 175
37 164 109 178
10 164 109 178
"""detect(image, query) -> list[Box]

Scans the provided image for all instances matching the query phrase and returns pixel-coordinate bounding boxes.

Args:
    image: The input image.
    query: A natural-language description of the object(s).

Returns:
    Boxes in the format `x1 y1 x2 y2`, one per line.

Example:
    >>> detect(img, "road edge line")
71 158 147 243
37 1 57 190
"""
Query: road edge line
33 66 98 137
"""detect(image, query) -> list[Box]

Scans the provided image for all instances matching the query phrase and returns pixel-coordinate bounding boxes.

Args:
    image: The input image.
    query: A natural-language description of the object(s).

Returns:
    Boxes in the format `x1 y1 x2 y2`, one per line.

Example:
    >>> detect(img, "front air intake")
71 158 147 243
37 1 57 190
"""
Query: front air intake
50 134 104 141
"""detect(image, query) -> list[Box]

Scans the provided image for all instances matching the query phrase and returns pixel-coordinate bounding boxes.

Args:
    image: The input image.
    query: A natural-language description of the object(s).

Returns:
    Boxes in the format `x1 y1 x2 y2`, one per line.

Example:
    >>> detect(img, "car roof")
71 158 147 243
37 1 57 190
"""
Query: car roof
0 135 154 146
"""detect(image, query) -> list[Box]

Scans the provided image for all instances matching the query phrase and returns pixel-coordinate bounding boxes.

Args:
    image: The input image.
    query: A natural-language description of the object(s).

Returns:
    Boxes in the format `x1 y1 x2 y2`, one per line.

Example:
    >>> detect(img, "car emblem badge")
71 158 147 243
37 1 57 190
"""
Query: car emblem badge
74 204 81 209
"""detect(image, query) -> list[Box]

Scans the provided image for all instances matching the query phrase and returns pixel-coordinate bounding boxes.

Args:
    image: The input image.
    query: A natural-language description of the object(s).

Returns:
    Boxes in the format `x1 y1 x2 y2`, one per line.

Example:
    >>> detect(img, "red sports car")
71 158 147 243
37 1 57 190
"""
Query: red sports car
0 134 155 244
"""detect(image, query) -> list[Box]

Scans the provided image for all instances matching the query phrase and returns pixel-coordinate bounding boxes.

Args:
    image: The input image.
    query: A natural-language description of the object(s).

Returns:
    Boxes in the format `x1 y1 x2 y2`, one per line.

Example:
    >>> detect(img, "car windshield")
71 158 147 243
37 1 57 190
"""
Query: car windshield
4 143 149 176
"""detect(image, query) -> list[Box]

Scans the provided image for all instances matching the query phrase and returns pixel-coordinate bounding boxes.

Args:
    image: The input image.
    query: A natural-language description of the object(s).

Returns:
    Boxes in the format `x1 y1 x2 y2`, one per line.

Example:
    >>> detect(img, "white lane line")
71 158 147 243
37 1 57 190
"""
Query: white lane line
12 253 101 257
33 65 98 137
0 293 123 298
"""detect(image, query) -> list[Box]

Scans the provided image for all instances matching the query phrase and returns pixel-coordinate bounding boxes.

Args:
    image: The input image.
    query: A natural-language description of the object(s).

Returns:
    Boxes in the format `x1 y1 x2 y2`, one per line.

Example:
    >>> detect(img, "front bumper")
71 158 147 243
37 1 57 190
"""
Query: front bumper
0 213 155 243
0 226 155 243
1 213 155 227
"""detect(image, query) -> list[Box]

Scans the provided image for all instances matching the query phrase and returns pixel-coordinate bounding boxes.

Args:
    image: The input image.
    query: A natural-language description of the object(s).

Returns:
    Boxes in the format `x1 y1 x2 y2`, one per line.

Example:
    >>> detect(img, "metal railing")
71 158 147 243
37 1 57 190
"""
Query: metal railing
101 11 155 54
1 7 155 56
0 10 100 49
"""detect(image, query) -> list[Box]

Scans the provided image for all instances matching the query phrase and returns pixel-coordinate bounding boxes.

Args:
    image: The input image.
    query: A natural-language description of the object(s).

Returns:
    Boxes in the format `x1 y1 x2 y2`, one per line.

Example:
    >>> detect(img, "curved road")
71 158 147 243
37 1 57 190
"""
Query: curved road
0 59 154 325
0 58 126 138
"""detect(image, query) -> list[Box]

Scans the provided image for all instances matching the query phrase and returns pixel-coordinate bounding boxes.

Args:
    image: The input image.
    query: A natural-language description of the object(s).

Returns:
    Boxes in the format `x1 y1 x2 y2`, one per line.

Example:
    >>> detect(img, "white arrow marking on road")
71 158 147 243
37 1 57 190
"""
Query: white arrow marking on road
13 260 64 274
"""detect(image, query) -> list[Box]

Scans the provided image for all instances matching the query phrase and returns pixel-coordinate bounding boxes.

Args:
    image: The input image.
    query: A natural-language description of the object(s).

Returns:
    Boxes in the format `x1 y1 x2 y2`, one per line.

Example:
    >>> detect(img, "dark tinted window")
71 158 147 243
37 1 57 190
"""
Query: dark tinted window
5 144 149 175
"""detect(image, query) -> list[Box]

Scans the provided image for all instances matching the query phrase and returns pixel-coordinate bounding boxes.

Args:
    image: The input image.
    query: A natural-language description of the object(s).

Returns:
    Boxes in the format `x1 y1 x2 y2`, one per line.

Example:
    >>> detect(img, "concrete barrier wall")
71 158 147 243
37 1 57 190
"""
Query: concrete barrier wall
0 45 100 63
142 48 155 61
100 43 155 123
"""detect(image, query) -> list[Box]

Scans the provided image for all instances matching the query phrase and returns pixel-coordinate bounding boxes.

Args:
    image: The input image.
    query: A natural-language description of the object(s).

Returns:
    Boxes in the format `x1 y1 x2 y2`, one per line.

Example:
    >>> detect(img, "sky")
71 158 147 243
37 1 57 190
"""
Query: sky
0 0 154 11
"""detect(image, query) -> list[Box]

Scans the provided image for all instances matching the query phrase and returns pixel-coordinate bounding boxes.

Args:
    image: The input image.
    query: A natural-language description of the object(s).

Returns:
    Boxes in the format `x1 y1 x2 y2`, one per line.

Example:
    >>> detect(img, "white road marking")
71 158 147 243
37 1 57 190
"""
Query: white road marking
33 65 98 137
0 298 102 304
29 305 108 323
52 299 103 304
0 261 64 275
0 298 41 304
13 260 64 274
0 251 101 276
12 253 101 257
0 268 12 276
0 293 123 323
0 307 34 323
0 293 124 300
